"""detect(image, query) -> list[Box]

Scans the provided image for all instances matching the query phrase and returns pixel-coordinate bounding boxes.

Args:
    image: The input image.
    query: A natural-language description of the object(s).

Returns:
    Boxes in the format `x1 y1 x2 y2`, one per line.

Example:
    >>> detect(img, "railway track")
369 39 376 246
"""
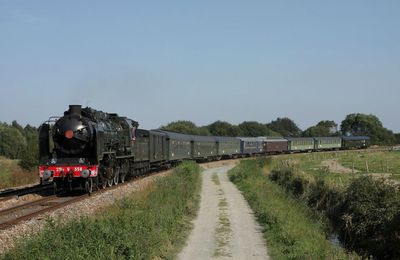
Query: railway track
0 170 166 230
0 194 87 230
0 184 53 203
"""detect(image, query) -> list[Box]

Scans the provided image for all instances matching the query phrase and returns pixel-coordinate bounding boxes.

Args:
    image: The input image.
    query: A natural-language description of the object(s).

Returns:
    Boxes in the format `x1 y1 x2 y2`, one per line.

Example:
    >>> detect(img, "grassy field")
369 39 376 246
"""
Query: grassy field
338 150 400 180
269 149 400 187
229 159 359 259
2 161 201 259
0 157 38 189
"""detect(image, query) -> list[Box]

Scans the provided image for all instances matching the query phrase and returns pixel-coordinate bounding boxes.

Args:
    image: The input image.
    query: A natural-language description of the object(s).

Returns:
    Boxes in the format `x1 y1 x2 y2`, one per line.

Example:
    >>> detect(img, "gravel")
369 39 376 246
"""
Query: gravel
0 194 44 211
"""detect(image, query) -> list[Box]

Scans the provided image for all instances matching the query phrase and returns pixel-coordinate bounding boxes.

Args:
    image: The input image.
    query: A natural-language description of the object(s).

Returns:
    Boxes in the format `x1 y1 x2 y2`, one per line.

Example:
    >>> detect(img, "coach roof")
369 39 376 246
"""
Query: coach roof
342 136 370 140
152 130 193 141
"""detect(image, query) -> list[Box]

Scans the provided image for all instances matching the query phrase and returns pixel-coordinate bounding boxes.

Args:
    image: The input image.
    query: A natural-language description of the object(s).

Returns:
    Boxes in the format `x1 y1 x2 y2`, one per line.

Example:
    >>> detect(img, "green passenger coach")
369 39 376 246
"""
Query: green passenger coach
314 137 342 150
342 136 370 149
286 137 314 152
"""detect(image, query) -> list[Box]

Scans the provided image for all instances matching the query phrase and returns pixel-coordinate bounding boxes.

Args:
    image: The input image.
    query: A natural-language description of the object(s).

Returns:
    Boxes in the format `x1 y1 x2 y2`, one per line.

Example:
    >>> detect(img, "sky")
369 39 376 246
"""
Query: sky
0 1 399 132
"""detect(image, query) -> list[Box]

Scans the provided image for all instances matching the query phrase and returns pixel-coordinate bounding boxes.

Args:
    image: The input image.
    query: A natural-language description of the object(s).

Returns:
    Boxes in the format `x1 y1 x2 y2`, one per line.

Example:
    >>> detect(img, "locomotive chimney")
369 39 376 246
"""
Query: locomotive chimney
68 105 82 115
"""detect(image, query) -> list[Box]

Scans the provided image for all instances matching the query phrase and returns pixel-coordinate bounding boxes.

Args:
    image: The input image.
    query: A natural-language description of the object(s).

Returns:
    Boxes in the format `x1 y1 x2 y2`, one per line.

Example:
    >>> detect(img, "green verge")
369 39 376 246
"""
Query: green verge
229 158 359 260
269 155 400 259
2 161 201 260
0 157 38 189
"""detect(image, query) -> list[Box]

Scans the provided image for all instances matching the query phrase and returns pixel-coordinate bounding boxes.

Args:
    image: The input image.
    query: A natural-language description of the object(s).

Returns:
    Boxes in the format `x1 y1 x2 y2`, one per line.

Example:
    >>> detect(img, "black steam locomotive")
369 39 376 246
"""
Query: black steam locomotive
39 105 139 194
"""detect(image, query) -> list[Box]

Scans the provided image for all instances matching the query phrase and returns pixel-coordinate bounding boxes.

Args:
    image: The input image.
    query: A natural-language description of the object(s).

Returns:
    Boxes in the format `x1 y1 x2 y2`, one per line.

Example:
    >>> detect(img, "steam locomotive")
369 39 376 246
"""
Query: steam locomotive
38 105 370 194
39 105 139 194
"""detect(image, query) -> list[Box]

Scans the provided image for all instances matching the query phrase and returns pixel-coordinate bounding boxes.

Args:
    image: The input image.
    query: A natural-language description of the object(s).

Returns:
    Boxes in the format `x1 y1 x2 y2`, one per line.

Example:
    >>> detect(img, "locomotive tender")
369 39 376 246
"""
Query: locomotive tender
38 105 370 194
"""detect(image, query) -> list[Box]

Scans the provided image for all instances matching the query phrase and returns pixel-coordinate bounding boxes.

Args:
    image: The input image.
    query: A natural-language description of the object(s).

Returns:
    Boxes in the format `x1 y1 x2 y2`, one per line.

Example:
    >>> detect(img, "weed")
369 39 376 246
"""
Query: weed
218 197 228 208
211 173 220 185
213 188 231 258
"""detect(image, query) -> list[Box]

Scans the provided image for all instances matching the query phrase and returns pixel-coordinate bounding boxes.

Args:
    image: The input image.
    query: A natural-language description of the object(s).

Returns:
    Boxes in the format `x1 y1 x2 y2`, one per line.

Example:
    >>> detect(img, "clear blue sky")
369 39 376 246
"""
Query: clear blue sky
1 1 399 132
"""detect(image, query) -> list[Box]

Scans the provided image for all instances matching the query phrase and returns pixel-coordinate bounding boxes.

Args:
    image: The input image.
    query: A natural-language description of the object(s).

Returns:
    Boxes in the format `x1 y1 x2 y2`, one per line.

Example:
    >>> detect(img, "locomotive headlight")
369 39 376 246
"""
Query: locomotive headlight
42 170 53 181
80 170 90 178
65 130 74 139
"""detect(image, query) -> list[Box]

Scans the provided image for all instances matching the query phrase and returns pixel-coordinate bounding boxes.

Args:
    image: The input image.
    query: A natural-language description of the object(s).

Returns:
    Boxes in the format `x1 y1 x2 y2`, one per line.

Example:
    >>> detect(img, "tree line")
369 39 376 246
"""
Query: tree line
0 121 38 170
160 113 400 145
0 113 399 170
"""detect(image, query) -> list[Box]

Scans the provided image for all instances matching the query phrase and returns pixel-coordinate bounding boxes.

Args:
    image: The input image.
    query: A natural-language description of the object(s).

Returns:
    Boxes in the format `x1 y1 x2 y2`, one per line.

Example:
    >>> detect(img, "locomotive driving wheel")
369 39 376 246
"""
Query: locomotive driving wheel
120 162 128 183
120 173 126 183
113 168 120 185
99 170 107 189
107 179 113 187
94 175 100 191
85 178 93 195
53 182 58 195
106 164 114 187
101 178 107 189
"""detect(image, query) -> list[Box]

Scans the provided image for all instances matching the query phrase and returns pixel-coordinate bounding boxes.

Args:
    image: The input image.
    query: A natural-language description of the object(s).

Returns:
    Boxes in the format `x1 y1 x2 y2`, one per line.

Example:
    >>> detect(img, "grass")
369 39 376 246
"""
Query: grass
2 161 201 260
229 159 359 259
269 149 400 187
211 172 220 185
0 157 38 189
212 173 232 258
338 150 400 180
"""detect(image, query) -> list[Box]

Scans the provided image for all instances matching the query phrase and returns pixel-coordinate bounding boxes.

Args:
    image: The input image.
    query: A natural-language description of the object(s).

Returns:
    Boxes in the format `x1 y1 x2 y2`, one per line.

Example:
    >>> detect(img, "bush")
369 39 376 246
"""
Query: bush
338 176 400 258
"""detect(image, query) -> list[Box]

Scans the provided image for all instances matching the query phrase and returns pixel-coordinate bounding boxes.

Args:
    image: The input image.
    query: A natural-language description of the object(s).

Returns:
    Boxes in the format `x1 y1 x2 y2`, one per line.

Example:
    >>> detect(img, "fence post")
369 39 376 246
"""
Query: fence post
386 161 389 172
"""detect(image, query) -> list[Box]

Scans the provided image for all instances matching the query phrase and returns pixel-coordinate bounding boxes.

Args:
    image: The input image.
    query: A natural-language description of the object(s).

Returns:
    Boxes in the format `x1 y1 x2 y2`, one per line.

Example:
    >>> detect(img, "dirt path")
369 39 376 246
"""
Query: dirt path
321 159 357 174
178 165 269 260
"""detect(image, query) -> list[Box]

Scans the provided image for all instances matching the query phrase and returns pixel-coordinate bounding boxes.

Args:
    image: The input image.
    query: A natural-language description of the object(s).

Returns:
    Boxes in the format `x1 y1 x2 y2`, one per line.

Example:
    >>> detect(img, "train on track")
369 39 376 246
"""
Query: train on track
38 105 370 194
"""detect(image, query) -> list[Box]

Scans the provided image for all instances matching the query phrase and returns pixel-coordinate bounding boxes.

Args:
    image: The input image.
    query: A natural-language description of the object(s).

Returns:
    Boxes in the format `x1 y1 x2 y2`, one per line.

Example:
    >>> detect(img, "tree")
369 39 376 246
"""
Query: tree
267 117 301 137
303 120 338 137
238 121 279 137
12 120 24 134
207 121 240 136
19 125 39 170
197 126 211 136
394 133 400 145
0 127 27 159
159 120 210 135
340 113 395 145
